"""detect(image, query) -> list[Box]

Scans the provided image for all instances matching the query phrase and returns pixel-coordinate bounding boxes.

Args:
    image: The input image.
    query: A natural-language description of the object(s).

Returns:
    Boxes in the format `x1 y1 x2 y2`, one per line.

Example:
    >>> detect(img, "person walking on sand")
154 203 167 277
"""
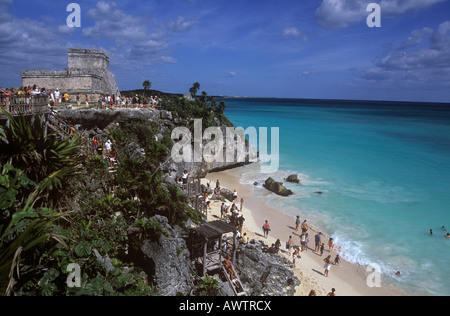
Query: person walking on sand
315 232 322 253
320 243 325 257
300 233 306 252
324 255 332 277
263 220 271 239
328 238 335 253
295 216 301 232
334 254 341 266
287 236 294 255
301 220 308 233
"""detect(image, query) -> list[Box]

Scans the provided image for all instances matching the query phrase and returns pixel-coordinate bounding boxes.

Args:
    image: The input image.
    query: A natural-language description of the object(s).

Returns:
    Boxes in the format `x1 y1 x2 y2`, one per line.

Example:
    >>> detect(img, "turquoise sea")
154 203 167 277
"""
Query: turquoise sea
221 97 450 296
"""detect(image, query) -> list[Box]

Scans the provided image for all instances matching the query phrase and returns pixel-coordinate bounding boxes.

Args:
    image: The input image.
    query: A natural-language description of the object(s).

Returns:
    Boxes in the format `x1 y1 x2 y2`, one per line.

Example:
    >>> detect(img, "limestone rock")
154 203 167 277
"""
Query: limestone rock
285 174 300 184
264 177 293 197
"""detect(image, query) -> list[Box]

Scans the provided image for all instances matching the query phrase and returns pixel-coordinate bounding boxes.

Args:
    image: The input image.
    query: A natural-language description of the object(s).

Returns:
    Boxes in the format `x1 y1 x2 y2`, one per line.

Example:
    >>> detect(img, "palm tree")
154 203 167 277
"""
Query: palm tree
143 80 152 97
189 82 201 99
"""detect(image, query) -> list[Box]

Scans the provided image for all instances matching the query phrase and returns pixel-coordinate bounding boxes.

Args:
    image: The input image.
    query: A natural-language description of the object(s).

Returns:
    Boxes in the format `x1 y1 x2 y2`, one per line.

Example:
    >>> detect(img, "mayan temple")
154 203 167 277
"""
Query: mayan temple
21 48 120 101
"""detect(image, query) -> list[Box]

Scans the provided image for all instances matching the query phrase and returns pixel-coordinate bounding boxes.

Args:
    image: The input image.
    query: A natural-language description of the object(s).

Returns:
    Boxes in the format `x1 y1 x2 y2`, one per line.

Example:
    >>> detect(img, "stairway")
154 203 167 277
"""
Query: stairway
221 263 247 297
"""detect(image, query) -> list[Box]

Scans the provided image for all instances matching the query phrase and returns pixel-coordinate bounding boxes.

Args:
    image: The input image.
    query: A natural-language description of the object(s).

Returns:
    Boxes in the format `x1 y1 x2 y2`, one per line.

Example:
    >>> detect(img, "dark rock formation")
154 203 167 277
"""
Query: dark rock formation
285 174 300 184
235 241 299 296
128 215 193 296
264 177 293 197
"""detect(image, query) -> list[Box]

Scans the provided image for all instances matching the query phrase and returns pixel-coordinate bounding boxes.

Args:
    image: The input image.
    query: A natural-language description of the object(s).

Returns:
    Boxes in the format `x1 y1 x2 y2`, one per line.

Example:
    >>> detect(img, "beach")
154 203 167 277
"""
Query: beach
203 166 405 296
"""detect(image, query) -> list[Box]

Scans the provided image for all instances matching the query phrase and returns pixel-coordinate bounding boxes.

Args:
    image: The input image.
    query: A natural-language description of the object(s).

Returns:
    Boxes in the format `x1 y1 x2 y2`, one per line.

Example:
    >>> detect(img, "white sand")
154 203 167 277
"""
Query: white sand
202 167 405 296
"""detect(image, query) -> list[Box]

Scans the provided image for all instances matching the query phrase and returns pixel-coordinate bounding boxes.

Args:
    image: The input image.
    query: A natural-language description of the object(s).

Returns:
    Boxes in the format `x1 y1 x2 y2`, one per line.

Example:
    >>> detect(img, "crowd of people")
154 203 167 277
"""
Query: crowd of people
0 84 162 110
92 137 118 167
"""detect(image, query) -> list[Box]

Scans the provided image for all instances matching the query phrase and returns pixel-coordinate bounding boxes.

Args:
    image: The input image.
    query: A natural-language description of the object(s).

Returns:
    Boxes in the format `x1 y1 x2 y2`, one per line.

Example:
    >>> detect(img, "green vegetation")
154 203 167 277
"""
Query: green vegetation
0 84 232 296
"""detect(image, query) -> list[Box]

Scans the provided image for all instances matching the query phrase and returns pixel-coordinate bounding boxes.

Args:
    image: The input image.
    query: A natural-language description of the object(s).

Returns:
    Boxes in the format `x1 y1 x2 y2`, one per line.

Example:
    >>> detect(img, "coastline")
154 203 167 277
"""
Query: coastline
204 166 406 296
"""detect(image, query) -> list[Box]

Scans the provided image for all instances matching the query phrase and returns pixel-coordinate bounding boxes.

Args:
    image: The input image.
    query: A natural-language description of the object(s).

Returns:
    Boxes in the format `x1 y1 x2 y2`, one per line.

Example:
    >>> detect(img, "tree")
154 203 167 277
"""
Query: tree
189 82 200 98
143 80 152 97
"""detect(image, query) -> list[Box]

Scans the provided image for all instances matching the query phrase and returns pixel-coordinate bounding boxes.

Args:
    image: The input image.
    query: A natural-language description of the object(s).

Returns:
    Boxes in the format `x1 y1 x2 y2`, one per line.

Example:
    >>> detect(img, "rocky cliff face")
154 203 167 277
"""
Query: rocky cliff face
59 108 256 179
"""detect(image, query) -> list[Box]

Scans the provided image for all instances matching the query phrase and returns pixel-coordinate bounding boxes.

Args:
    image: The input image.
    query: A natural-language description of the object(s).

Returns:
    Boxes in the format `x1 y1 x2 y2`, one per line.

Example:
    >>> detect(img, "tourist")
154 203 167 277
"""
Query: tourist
295 216 301 232
76 93 81 107
85 95 89 107
275 239 282 250
262 220 271 239
333 254 341 266
327 288 336 296
446 233 450 239
54 89 60 106
220 203 226 219
63 92 69 105
182 170 189 185
268 244 280 255
109 148 117 167
92 137 99 153
304 233 310 252
287 235 294 255
301 220 308 233
97 142 104 157
223 255 236 280
240 233 248 247
315 232 322 253
105 139 112 155
320 243 325 257
204 193 211 210
293 248 300 268
328 238 335 253
240 198 244 212
216 179 220 189
300 233 306 252
324 255 332 277
308 290 317 296
233 190 238 203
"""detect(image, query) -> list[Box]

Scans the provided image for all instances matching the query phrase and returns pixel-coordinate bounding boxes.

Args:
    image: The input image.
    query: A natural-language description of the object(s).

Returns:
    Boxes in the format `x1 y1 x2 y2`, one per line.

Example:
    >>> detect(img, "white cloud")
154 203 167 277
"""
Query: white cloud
169 16 199 32
315 0 447 29
356 21 450 87
282 27 309 42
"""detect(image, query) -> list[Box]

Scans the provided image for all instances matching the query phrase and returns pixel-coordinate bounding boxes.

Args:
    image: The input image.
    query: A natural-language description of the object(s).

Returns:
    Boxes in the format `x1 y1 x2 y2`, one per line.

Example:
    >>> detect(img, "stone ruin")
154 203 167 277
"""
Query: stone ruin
21 48 120 102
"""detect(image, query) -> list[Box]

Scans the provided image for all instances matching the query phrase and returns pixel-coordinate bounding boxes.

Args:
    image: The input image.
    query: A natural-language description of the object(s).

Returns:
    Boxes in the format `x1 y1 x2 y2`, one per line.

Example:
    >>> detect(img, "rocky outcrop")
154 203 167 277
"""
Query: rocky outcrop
128 215 193 296
236 241 299 296
59 108 257 179
285 174 300 184
264 177 293 197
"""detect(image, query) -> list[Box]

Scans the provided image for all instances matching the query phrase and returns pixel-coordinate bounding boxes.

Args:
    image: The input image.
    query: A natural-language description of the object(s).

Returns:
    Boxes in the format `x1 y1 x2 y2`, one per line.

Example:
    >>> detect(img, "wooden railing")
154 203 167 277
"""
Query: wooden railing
0 95 49 116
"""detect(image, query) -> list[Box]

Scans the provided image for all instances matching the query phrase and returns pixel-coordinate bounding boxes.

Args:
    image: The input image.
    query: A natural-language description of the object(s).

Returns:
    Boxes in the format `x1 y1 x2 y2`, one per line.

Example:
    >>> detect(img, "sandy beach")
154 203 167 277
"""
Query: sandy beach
203 166 405 296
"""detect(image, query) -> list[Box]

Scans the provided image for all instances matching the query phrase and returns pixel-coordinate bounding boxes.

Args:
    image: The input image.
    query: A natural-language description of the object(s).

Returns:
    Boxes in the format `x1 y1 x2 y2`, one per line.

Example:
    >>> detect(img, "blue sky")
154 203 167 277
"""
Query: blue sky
1 0 450 102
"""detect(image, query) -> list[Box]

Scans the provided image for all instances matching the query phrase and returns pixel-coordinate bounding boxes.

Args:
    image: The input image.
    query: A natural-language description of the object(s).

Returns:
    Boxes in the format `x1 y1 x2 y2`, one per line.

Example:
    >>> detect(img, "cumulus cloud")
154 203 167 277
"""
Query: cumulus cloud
356 21 450 87
315 0 446 29
83 1 175 66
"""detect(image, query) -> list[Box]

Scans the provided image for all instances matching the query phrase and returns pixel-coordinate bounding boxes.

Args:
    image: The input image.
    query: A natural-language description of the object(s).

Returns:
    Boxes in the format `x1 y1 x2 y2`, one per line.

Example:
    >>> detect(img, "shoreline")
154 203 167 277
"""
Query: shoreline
203 166 406 296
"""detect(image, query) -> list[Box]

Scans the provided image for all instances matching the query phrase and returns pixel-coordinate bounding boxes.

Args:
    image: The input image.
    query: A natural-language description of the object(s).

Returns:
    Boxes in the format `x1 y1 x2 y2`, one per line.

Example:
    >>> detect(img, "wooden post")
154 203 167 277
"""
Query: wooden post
203 237 208 277
219 235 223 265
232 232 237 266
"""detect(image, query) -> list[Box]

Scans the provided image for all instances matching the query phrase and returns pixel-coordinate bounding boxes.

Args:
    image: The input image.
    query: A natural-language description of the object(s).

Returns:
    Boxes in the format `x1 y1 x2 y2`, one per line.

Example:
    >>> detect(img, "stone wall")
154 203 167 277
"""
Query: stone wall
21 49 120 102
67 48 110 71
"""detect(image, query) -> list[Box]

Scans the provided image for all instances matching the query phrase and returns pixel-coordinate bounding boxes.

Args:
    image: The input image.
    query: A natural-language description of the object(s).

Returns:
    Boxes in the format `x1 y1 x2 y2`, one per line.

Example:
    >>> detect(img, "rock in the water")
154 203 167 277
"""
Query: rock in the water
285 174 300 184
264 177 293 197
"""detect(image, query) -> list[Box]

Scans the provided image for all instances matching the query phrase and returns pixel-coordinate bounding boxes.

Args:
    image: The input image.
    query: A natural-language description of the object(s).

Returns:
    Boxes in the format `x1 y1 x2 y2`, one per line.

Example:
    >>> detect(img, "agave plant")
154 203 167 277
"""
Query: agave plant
0 163 67 296
0 110 83 205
